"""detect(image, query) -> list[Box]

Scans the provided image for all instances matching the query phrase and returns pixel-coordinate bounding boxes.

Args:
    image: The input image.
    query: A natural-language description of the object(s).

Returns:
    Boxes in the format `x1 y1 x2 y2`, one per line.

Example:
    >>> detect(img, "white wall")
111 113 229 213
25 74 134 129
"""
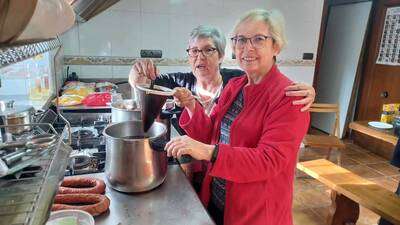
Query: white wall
61 0 323 82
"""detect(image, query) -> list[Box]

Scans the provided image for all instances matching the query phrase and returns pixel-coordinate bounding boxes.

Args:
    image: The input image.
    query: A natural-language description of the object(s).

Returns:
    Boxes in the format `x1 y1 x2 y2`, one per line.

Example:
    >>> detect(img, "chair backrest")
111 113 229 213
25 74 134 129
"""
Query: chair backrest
309 103 340 138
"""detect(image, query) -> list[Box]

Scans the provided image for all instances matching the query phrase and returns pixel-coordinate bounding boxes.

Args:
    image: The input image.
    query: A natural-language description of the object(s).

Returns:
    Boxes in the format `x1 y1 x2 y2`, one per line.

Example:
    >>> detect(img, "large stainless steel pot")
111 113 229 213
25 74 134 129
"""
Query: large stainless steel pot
0 100 34 135
110 99 141 123
103 120 168 193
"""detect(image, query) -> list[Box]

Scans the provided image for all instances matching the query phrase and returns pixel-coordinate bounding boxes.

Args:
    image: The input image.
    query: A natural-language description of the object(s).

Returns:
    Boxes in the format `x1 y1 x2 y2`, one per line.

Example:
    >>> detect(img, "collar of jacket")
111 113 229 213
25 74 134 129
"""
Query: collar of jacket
231 64 279 95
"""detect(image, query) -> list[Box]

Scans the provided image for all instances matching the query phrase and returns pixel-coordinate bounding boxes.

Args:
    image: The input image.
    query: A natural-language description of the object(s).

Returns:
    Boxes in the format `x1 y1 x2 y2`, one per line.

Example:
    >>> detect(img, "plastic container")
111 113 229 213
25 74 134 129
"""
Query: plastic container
46 210 94 225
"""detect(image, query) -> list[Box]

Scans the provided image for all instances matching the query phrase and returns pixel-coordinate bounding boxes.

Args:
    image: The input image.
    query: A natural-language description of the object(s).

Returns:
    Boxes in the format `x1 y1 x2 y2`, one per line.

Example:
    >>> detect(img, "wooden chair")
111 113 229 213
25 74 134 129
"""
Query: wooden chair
302 103 346 165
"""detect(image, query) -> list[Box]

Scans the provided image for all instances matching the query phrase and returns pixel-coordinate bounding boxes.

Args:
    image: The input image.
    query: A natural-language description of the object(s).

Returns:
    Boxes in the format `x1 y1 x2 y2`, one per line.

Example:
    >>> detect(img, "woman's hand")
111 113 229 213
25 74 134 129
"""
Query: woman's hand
128 59 159 87
173 87 196 113
165 135 215 161
285 82 315 112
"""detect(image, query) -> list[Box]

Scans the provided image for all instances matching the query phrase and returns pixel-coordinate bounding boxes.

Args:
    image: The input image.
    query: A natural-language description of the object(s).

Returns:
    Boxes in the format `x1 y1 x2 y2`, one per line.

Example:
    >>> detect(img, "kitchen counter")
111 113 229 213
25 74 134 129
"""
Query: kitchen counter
85 166 214 225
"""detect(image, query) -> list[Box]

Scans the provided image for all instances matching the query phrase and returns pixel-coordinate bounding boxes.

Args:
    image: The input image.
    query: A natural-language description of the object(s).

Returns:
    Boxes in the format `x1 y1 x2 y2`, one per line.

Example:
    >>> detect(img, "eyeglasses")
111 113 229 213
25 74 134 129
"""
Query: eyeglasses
186 47 217 58
230 35 274 49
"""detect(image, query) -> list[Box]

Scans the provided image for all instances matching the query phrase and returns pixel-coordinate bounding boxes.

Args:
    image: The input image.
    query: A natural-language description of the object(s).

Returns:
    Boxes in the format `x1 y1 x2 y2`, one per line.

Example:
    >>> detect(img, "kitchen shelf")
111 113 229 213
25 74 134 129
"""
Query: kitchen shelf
0 38 61 68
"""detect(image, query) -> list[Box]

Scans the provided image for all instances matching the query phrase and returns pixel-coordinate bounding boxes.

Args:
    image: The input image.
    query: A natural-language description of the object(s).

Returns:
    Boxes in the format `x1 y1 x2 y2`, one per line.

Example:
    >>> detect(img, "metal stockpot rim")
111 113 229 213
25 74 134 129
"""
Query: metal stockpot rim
102 121 167 142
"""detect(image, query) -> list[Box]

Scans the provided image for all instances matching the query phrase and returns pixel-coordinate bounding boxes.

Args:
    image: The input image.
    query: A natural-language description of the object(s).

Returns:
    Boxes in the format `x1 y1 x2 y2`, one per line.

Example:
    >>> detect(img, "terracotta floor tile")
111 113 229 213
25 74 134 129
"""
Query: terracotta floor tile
310 206 331 223
340 156 361 167
342 146 367 156
366 163 400 176
346 152 387 165
357 206 380 225
295 188 331 208
345 164 384 178
293 208 325 225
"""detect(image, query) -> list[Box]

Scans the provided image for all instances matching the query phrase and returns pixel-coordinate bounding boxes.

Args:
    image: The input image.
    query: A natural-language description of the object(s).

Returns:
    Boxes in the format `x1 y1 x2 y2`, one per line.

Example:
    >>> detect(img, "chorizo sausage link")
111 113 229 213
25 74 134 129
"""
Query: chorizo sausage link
58 177 105 194
51 193 110 216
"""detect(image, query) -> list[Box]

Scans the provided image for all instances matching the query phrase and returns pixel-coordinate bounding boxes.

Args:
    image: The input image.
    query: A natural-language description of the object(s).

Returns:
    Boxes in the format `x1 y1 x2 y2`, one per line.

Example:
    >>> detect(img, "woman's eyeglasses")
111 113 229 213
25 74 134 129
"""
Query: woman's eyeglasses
186 47 217 58
231 35 274 49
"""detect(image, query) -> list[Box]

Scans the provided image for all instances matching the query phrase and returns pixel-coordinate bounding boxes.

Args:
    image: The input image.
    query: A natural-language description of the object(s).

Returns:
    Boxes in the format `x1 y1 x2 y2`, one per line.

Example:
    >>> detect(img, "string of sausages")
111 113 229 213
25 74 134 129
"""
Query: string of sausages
51 177 110 216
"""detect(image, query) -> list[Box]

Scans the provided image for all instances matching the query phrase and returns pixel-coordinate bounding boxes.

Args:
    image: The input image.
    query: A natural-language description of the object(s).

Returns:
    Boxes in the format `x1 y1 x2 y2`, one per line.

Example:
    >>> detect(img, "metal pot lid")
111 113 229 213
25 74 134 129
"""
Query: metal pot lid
111 99 139 111
0 101 34 118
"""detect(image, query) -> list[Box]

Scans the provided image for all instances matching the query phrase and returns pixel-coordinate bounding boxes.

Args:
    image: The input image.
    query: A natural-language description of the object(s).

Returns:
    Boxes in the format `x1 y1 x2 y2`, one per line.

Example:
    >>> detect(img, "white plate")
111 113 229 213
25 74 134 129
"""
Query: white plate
368 121 393 129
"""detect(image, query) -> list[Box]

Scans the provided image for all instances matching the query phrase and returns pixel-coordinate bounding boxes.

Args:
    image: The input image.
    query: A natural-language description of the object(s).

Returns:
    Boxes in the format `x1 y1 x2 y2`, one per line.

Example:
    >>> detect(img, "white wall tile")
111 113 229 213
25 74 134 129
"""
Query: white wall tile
61 0 324 62
80 65 113 78
108 0 141 11
112 65 131 78
168 15 200 58
223 0 268 17
141 13 170 57
158 66 191 74
279 66 315 85
60 0 323 83
108 11 142 57
78 11 113 56
60 24 80 55
141 0 169 14
64 65 81 78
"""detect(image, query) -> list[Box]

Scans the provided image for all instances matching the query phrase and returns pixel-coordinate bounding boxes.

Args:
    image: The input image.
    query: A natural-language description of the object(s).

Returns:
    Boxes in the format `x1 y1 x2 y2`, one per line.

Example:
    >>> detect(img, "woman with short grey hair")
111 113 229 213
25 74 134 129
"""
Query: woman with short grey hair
189 25 226 61
167 9 310 225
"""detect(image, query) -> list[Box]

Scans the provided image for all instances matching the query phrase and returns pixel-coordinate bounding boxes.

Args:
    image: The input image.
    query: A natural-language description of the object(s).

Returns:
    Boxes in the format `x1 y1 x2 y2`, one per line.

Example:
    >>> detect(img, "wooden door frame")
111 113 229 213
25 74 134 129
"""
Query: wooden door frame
313 0 373 88
313 0 375 137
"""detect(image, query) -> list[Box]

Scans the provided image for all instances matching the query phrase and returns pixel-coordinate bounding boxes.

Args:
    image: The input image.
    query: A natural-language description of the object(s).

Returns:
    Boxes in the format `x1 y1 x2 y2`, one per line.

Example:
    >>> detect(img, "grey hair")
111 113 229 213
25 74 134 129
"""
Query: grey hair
189 25 226 58
232 9 287 51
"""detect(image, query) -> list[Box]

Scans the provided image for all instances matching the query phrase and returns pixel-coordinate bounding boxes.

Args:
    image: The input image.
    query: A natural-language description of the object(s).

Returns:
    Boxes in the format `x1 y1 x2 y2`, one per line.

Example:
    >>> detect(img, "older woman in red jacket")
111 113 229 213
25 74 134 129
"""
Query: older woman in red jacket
166 9 309 225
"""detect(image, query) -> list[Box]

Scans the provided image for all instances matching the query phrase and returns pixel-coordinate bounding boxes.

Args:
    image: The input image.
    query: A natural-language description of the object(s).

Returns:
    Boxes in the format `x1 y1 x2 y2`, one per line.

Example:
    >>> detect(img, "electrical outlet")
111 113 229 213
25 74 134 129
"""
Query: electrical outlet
302 53 314 60
140 50 162 58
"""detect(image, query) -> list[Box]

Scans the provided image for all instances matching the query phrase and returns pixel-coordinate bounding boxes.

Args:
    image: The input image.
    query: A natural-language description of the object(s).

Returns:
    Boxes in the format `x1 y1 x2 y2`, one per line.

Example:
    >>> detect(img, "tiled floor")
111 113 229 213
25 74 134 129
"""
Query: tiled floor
293 141 400 225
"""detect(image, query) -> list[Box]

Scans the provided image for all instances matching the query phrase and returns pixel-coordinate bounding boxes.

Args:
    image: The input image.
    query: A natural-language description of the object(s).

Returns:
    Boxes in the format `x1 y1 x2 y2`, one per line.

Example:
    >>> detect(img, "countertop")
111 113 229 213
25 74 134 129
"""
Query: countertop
86 166 214 225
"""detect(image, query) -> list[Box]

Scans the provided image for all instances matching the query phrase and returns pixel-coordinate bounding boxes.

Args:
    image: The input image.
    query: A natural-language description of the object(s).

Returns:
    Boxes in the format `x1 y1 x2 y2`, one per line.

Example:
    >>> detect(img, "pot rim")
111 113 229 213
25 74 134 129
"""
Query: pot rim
103 121 166 142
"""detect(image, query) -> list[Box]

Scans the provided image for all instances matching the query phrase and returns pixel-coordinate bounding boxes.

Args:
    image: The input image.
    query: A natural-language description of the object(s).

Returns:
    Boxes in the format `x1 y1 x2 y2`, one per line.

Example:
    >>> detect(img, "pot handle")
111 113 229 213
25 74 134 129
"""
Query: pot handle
149 137 192 163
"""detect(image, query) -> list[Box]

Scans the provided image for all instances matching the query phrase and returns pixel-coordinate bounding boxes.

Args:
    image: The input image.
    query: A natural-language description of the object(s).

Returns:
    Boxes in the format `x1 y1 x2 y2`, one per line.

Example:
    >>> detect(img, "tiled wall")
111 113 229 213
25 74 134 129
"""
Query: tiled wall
61 0 323 83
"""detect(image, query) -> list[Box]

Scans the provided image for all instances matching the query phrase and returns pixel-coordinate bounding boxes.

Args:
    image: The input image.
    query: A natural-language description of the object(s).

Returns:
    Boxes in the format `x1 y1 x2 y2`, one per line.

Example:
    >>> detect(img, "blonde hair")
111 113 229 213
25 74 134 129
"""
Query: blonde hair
232 9 287 51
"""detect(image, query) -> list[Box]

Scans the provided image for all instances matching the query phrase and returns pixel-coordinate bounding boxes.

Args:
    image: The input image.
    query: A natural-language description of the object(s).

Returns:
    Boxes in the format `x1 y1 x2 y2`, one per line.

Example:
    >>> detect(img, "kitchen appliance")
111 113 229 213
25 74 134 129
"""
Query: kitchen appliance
110 99 141 123
69 0 120 22
54 112 110 176
0 0 75 44
103 120 168 193
0 100 35 136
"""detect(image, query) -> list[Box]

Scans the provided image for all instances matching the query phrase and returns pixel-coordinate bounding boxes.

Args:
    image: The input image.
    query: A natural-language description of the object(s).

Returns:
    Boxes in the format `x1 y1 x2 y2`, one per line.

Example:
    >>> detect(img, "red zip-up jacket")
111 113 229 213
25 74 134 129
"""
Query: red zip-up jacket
179 65 310 225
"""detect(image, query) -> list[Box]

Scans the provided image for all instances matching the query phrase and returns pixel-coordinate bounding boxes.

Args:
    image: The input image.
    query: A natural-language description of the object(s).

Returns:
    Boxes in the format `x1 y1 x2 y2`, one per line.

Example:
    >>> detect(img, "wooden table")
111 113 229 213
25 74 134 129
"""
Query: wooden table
349 121 398 146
